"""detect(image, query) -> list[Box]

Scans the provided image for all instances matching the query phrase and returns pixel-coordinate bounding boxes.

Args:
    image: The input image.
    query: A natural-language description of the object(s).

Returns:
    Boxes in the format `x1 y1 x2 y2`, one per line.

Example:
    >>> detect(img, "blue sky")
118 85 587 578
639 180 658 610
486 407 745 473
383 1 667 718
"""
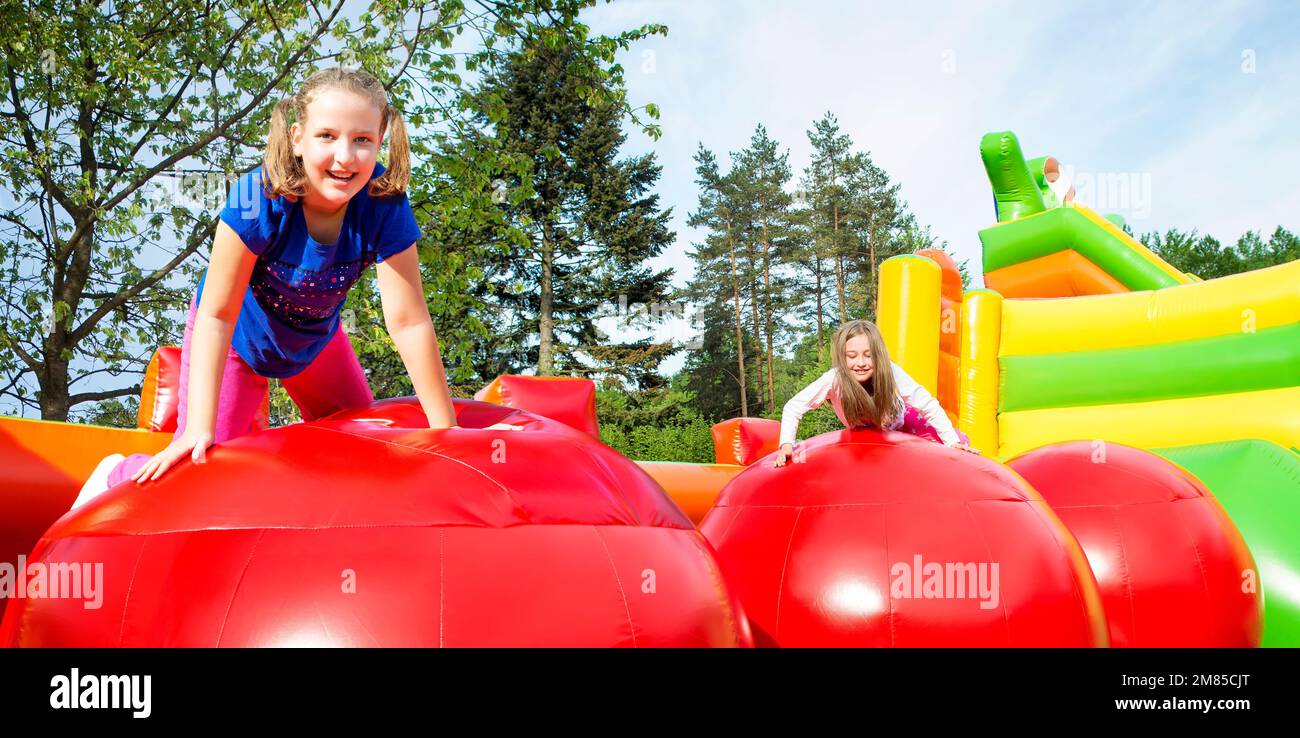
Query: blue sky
581 0 1299 373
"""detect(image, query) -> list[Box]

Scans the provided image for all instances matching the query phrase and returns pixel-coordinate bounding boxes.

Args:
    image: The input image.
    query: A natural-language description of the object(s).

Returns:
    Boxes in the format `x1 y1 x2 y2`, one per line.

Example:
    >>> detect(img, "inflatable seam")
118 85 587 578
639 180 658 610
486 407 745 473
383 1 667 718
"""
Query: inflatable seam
1111 506 1136 646
592 526 637 648
438 528 446 648
962 500 1012 643
215 529 265 648
117 538 148 647
773 508 803 644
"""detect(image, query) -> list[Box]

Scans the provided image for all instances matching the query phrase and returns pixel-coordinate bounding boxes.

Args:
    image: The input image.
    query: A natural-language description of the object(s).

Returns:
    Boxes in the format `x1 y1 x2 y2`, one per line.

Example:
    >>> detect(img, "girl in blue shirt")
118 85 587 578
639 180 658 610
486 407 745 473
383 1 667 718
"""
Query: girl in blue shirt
87 67 459 492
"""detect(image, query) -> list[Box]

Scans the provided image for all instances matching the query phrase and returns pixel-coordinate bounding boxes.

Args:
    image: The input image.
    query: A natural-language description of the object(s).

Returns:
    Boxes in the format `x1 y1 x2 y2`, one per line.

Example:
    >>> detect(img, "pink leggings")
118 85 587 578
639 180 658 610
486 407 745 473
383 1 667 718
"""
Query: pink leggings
108 297 373 485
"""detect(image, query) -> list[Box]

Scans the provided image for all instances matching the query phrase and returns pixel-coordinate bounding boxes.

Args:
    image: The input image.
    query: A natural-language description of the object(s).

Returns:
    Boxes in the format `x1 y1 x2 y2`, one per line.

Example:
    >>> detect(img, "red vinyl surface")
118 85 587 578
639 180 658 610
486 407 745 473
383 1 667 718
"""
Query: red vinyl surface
1008 442 1262 647
710 417 781 466
473 374 600 438
699 429 1109 647
1 398 750 647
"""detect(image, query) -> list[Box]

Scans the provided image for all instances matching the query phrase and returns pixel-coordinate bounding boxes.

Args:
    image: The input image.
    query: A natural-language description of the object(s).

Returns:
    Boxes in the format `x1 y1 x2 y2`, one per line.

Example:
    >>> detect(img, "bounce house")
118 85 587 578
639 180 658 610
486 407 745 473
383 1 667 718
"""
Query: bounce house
0 131 1294 647
875 132 1299 645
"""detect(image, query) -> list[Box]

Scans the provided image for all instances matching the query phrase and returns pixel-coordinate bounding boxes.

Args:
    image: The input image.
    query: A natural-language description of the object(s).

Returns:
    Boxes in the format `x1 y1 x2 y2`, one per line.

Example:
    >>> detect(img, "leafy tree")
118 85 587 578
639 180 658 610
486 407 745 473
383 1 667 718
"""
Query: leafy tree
842 151 903 317
730 124 796 409
0 0 667 420
1141 226 1298 280
682 144 757 418
802 112 855 328
461 36 676 388
596 374 713 462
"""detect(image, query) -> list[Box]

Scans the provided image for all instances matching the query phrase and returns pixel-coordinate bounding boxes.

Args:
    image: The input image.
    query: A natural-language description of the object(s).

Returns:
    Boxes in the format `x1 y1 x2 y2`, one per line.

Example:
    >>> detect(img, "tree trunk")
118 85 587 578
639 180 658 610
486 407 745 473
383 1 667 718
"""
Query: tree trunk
727 227 748 417
867 219 877 319
814 249 825 362
835 255 846 324
747 237 764 412
38 39 100 421
761 219 774 408
833 203 846 323
38 359 71 421
538 223 555 375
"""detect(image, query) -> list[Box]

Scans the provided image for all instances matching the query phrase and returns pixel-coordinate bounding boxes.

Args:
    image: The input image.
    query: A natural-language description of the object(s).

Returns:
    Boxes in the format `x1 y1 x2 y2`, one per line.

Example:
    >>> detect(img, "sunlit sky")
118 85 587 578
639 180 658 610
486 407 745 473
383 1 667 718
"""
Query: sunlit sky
584 0 1300 373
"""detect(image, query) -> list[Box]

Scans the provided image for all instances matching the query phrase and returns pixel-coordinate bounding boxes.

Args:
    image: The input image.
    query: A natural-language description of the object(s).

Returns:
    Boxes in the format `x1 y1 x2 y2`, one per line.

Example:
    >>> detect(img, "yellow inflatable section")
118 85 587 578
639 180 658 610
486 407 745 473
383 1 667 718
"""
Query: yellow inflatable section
999 386 1300 459
998 260 1299 355
878 257 1300 460
992 260 1300 458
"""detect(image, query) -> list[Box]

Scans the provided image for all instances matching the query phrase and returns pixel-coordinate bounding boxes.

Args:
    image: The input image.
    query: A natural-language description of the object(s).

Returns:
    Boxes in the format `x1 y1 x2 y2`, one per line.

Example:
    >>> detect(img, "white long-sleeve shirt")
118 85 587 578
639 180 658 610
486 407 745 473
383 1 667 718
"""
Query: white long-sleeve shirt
778 362 961 447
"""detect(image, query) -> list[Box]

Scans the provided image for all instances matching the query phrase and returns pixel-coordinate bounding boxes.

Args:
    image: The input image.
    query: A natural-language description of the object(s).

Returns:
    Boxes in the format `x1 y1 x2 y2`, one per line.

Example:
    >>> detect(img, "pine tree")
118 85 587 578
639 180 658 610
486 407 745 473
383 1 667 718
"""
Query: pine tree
843 151 905 319
683 145 751 417
731 125 795 409
803 113 855 333
477 38 676 388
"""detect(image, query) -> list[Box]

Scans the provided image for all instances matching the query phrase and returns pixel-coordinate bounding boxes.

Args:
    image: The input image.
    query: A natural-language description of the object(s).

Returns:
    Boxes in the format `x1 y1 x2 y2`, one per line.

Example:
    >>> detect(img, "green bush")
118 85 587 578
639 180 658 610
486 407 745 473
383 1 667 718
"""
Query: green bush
600 415 714 463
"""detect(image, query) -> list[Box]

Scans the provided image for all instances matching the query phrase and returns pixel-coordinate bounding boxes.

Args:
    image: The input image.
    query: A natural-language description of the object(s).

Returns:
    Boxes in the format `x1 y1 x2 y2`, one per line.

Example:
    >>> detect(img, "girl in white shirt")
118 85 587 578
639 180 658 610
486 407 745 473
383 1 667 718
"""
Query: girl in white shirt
774 319 977 466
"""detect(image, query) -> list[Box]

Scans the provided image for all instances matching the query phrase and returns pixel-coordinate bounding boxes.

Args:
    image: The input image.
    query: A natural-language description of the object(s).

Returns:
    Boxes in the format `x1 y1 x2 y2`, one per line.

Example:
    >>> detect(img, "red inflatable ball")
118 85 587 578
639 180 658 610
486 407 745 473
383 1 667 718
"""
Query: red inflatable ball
699 429 1108 647
1007 441 1262 647
0 398 751 648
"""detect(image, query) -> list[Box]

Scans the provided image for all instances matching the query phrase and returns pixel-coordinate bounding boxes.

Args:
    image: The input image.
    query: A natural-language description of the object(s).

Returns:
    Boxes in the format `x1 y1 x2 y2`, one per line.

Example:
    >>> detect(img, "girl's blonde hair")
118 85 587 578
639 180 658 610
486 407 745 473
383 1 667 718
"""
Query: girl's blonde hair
262 67 411 199
831 319 900 430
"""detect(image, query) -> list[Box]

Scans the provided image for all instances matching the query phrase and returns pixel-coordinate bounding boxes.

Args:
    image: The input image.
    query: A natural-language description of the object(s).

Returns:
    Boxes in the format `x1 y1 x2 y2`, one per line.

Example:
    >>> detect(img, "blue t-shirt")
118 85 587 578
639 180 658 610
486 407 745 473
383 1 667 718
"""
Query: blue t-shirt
203 162 421 378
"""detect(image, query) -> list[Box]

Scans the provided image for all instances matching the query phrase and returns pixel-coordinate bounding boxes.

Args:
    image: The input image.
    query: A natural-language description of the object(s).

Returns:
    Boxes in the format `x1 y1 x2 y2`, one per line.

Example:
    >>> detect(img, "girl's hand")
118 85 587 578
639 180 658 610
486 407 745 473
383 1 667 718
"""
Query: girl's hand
952 442 981 455
131 429 215 483
772 443 796 468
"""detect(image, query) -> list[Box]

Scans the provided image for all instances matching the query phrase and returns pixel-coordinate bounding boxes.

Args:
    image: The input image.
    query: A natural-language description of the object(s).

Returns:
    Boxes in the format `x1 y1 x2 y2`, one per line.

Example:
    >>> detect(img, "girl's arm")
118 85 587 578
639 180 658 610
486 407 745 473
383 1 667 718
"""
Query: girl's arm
779 369 836 448
376 243 457 429
134 221 258 481
889 361 963 446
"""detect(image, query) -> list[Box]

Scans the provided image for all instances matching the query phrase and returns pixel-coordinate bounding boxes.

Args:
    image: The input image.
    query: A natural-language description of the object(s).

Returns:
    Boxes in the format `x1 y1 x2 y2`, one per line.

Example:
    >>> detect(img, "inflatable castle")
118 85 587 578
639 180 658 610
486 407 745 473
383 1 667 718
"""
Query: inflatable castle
1 131 1295 647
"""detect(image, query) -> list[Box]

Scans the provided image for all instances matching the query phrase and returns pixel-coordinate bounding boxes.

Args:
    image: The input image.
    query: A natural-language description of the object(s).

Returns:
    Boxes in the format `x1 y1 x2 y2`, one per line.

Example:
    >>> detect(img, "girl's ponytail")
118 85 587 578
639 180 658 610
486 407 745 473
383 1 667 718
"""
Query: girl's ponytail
370 104 411 198
262 97 306 199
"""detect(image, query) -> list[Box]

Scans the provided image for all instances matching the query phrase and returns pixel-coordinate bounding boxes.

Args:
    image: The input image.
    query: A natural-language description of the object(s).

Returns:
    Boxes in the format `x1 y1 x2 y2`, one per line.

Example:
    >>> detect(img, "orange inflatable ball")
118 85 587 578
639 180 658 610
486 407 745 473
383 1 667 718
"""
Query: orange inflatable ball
1007 442 1262 647
0 399 751 648
699 429 1108 647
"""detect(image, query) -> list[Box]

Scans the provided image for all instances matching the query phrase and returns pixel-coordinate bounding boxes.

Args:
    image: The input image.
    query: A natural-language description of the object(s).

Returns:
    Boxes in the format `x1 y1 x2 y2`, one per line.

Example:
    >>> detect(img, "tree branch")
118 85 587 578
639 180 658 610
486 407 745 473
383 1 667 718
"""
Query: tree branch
0 367 31 398
0 327 41 372
4 48 79 218
69 385 142 404
105 12 257 194
385 6 428 91
70 215 218 345
63 0 348 256
0 389 40 413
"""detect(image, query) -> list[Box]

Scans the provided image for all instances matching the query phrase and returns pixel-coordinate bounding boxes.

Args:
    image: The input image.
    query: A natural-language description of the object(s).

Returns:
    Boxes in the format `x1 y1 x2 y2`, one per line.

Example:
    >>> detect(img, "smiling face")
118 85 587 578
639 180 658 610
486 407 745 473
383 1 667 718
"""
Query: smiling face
290 88 385 213
844 334 875 384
